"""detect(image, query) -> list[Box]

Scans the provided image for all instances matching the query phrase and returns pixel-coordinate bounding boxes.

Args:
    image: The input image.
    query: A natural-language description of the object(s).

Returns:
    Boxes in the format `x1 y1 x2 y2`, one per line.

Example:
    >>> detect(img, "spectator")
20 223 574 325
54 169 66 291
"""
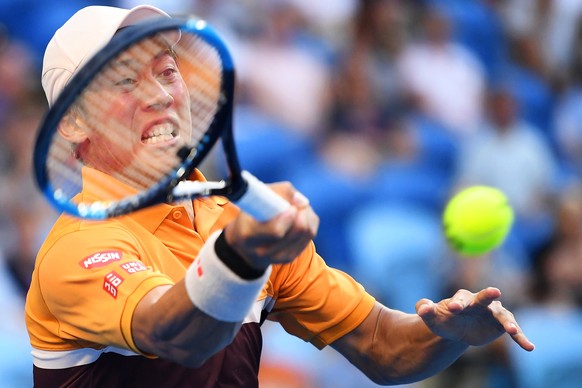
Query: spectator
396 5 486 135
507 185 582 388
553 18 582 181
454 86 560 258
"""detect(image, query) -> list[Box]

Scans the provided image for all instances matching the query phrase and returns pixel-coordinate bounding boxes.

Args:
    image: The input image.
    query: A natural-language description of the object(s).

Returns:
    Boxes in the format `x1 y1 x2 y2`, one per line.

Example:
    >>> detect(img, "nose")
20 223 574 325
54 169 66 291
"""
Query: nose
142 80 174 111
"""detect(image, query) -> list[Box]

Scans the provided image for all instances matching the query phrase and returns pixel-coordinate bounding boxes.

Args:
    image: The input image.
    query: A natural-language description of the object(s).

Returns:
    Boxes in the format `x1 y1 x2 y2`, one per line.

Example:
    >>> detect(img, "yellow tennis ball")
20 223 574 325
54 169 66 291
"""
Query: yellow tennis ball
443 186 514 257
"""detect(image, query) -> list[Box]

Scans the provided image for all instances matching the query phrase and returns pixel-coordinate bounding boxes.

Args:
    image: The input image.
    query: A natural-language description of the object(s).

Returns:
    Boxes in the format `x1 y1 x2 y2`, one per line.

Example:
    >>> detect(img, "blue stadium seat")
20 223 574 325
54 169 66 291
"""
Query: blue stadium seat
346 202 449 313
509 307 582 388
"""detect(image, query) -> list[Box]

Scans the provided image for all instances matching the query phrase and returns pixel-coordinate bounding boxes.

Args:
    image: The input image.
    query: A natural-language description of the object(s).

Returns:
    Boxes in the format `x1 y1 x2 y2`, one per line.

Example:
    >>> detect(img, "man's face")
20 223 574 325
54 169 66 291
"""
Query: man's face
73 33 192 188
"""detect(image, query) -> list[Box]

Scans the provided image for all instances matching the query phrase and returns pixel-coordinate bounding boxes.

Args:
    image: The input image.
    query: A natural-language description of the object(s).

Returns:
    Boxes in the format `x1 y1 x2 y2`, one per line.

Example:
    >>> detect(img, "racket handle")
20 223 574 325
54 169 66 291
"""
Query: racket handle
236 171 291 222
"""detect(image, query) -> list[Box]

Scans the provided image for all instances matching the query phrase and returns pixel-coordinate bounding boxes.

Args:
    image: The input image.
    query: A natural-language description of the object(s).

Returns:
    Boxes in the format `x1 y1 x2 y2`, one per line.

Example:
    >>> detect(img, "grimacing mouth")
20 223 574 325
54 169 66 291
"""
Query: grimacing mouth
141 121 178 144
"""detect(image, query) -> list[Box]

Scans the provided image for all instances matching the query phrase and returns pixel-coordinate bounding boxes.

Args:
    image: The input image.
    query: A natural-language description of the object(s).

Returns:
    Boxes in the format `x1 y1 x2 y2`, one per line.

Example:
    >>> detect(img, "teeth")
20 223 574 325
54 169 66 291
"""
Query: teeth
143 123 175 143
144 133 174 144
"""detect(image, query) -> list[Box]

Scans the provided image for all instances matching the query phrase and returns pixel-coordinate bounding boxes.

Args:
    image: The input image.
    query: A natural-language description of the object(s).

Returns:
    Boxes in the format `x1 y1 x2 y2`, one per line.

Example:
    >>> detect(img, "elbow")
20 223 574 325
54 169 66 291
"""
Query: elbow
363 361 443 386
133 290 243 368
361 367 406 386
150 325 239 368
179 354 211 369
365 372 421 386
182 334 238 368
356 353 425 386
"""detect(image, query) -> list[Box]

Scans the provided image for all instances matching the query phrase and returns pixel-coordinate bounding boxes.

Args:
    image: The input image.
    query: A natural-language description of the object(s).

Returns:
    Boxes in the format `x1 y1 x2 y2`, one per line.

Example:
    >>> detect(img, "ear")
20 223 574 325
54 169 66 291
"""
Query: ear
58 108 89 143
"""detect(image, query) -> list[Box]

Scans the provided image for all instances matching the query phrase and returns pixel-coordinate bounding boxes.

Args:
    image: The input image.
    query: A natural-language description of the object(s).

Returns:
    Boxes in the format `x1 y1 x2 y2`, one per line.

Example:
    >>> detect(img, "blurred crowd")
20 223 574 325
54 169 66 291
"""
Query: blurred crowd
2 0 582 387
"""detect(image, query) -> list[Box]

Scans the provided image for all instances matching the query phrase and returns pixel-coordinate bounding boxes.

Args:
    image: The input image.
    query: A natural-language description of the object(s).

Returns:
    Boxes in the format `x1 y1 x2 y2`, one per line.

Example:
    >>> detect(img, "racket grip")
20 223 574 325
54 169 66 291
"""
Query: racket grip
236 171 291 222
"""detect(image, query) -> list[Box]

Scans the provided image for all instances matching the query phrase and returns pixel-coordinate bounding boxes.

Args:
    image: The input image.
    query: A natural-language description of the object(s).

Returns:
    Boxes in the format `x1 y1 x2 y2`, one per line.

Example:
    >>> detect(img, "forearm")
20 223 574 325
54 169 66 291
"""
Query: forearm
131 187 315 367
371 306 468 384
333 303 468 385
132 230 269 367
133 281 242 368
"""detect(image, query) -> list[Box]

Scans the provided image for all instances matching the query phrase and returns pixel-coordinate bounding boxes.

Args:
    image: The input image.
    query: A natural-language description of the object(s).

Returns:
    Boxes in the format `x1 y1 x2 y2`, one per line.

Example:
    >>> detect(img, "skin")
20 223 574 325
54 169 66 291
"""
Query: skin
60 35 192 189
133 184 534 385
332 289 534 385
132 182 534 383
74 33 534 384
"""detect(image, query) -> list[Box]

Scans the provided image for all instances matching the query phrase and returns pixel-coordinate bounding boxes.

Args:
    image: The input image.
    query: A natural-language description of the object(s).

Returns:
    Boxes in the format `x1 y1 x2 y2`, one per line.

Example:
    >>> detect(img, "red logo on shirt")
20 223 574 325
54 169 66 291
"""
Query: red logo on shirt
120 261 148 274
103 271 124 299
80 250 123 269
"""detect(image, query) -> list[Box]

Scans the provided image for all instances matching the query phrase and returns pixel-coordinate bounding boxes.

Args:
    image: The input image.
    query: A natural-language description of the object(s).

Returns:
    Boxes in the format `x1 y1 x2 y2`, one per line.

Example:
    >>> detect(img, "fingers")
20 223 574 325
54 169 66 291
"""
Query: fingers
505 321 535 352
260 194 319 261
289 194 319 239
416 287 536 352
416 298 437 319
268 205 299 238
256 181 316 237
268 182 306 205
474 287 502 305
447 287 501 313
485 294 536 352
268 182 318 237
291 190 310 209
261 183 317 239
456 288 536 352
225 182 318 267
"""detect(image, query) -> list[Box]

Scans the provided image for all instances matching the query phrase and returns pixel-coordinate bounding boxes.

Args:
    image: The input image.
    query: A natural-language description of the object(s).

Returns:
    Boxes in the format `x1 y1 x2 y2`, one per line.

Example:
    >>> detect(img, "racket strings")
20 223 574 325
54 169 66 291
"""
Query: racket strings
175 35 223 145
44 29 225 208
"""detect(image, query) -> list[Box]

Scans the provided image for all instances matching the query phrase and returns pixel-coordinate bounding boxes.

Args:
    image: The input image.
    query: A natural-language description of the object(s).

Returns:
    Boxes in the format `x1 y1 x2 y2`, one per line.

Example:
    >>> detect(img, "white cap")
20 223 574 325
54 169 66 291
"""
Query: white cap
42 5 170 106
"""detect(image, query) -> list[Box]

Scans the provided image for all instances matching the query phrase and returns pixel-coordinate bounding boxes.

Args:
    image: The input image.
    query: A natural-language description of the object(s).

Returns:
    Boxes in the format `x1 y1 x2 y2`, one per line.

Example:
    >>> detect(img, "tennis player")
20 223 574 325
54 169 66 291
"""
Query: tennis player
25 5 534 387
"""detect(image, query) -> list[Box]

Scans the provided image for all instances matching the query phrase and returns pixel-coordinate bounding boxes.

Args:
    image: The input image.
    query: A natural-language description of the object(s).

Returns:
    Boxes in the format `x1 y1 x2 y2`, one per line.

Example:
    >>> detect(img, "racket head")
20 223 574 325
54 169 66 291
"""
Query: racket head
34 17 239 219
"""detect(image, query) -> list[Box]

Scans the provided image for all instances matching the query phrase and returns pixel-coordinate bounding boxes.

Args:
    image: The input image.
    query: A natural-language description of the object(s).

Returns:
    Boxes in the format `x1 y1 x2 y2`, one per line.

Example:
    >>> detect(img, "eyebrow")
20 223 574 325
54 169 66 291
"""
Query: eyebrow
111 48 177 70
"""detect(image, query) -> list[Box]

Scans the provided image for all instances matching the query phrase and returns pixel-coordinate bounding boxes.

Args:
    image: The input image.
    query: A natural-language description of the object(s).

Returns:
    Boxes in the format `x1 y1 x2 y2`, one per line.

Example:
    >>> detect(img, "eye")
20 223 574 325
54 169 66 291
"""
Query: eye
156 53 180 83
115 78 138 92
159 66 179 82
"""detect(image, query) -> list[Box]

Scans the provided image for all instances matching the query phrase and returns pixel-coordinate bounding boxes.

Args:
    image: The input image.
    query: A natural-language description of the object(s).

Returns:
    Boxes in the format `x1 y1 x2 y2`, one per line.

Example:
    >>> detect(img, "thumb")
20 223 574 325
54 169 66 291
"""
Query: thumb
268 182 309 207
291 190 309 208
268 205 298 236
416 299 437 321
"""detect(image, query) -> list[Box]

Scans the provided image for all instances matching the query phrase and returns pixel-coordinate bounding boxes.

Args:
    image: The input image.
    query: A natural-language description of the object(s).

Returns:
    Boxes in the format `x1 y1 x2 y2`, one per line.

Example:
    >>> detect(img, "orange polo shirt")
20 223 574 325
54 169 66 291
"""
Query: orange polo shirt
25 169 375 366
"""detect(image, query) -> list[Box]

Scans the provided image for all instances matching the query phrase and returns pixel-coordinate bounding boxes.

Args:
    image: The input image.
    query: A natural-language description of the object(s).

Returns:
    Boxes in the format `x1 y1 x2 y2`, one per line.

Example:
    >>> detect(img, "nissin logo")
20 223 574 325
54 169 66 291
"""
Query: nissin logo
79 251 123 269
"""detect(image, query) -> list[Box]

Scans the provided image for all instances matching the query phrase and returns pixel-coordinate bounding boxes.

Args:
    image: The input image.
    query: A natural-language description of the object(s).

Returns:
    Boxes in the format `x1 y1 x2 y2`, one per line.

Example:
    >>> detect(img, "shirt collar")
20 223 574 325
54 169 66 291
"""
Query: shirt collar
80 167 227 235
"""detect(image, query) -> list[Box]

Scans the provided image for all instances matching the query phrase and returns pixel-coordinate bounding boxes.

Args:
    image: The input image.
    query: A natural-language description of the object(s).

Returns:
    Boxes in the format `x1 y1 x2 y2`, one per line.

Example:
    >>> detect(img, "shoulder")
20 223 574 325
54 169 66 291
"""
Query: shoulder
37 215 141 271
269 242 371 302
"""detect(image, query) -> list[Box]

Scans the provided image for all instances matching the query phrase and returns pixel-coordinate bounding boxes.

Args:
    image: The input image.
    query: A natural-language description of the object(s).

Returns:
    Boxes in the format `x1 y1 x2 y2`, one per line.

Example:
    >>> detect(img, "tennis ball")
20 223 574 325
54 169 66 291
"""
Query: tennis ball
443 186 514 257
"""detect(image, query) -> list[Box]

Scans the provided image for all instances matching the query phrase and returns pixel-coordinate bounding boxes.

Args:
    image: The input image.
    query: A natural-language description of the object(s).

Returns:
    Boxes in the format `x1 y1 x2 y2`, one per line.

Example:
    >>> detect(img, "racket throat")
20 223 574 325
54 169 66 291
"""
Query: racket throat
171 180 228 201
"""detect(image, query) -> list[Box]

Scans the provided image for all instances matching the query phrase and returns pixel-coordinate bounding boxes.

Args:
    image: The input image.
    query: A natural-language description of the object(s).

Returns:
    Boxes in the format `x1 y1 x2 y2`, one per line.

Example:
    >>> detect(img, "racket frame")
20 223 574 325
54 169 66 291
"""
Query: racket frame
34 17 250 219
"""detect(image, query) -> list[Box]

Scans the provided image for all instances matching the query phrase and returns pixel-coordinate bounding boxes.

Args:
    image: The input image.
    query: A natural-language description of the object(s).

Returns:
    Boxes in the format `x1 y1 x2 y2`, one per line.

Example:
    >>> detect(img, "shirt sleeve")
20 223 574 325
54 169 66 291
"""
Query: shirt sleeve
36 224 174 354
267 243 376 349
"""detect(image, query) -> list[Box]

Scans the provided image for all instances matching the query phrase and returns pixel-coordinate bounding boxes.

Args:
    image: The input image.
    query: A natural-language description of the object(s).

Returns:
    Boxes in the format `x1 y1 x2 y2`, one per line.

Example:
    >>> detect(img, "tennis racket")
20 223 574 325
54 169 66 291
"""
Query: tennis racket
33 16 290 221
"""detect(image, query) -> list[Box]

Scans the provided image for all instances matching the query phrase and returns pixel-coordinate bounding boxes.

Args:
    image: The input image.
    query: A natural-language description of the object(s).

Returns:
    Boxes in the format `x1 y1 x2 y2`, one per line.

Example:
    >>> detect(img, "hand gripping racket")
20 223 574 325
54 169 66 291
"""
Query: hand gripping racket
33 16 290 221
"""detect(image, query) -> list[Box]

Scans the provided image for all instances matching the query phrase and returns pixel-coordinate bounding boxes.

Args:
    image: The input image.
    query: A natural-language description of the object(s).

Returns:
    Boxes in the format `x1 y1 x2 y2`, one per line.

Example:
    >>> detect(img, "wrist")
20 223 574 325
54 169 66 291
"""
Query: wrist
185 230 271 322
215 230 266 279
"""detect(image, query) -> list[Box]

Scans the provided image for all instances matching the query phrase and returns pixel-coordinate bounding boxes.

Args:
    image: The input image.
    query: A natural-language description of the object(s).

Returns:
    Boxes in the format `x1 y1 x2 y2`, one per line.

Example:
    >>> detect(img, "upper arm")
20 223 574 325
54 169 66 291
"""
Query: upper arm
35 226 175 352
132 284 173 354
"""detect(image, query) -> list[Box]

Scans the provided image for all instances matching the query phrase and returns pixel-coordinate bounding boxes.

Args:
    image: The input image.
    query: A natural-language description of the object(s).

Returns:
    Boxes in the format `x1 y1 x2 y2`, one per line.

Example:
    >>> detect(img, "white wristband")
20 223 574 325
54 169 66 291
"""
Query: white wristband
185 230 271 322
